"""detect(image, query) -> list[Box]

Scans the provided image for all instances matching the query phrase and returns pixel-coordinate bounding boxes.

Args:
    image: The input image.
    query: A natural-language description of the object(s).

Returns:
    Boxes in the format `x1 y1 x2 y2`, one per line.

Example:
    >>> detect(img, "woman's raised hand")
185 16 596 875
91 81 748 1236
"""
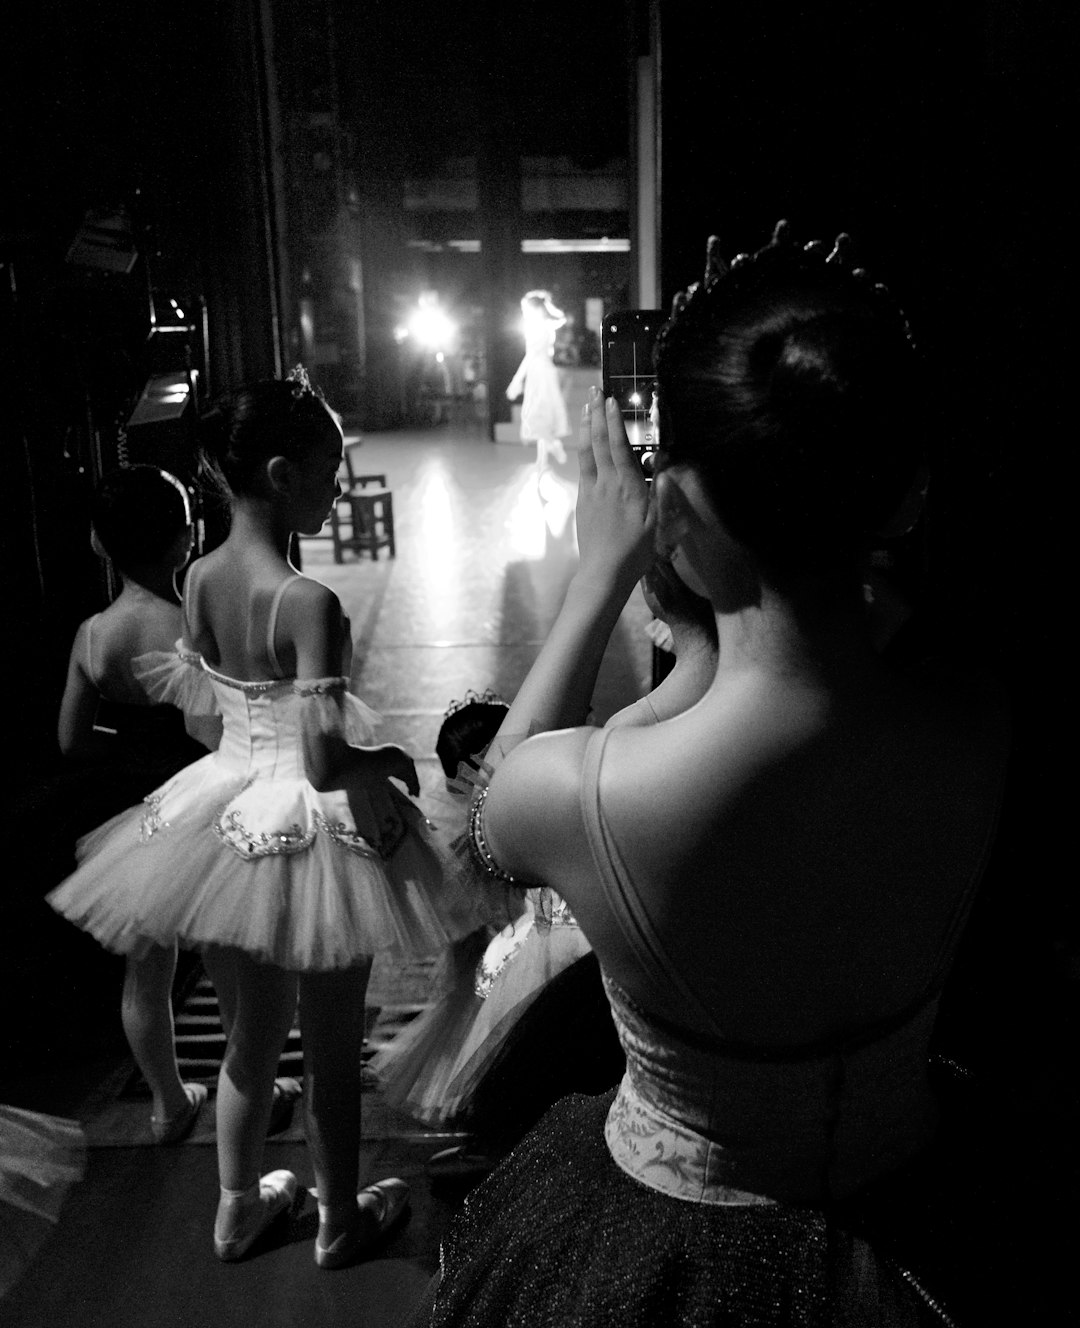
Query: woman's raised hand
575 387 655 589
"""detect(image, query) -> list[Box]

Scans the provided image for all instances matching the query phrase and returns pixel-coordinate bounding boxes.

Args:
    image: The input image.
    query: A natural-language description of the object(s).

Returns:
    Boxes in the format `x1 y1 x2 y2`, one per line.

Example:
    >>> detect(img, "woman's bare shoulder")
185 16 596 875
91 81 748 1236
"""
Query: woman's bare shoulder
484 727 597 882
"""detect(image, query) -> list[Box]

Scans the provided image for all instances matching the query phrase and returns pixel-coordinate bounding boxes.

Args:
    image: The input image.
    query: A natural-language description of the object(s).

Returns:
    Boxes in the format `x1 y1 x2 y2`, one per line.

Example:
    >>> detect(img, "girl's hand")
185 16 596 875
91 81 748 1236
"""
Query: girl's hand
346 744 421 858
575 388 655 590
355 743 420 797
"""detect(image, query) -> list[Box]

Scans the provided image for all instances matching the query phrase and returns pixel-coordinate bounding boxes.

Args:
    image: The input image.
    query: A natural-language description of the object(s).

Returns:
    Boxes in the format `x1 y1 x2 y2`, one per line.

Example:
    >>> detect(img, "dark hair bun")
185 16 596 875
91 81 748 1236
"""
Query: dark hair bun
198 373 333 496
91 465 190 570
436 690 510 778
656 226 922 581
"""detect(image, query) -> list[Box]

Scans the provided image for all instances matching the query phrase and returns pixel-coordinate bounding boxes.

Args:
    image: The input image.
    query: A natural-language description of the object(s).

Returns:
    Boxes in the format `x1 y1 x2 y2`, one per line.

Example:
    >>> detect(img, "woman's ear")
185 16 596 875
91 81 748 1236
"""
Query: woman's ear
265 455 292 495
653 468 712 600
653 468 696 556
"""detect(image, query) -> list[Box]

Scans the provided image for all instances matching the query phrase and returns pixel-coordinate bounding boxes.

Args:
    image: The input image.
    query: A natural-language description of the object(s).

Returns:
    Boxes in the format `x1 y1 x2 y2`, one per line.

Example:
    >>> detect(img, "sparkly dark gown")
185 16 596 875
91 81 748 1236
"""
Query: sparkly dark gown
412 726 1004 1328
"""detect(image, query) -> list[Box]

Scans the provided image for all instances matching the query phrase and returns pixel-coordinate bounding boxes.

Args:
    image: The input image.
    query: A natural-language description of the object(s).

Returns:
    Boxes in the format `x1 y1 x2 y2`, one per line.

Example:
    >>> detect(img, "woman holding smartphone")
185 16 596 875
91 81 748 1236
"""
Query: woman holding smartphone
405 224 1010 1327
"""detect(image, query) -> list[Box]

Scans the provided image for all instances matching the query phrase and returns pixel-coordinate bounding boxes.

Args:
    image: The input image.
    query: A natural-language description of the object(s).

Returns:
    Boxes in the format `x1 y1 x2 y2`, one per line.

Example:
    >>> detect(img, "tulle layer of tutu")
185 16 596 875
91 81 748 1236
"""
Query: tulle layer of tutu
47 766 481 970
0 1106 86 1299
372 929 490 1125
374 917 592 1126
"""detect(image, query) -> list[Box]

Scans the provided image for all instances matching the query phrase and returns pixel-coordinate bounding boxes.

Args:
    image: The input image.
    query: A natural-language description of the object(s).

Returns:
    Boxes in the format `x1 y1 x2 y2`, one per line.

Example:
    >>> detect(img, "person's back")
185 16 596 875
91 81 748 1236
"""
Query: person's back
424 226 1013 1326
182 541 344 684
585 657 1007 1045
58 464 202 773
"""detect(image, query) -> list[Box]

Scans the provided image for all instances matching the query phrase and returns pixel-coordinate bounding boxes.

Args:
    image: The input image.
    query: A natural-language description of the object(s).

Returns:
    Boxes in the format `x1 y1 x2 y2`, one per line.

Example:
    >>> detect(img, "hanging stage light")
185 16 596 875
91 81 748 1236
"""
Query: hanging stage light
123 371 198 482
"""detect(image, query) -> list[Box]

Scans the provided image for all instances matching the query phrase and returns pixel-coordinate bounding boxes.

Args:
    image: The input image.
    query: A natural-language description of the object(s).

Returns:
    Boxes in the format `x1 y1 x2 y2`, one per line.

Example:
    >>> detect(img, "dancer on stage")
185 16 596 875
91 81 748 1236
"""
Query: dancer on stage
506 290 571 474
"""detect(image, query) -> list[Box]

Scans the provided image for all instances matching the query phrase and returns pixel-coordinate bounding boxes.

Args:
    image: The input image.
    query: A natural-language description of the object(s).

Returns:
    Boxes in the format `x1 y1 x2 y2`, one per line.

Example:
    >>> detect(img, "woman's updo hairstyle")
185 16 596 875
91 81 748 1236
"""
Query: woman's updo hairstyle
91 465 191 570
199 366 333 496
655 221 924 584
436 689 510 779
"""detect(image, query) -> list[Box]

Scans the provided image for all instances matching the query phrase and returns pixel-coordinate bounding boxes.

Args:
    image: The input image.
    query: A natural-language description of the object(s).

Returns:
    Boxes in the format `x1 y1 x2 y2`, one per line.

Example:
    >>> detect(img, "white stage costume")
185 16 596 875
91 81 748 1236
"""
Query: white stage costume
48 580 478 971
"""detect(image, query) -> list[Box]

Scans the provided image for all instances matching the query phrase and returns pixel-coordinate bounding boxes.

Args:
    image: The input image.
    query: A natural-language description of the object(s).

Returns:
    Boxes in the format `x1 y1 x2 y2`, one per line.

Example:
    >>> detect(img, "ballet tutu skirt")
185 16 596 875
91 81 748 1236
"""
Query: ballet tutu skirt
422 1090 972 1328
509 320 570 443
373 889 595 1127
47 651 482 971
0 1106 85 1299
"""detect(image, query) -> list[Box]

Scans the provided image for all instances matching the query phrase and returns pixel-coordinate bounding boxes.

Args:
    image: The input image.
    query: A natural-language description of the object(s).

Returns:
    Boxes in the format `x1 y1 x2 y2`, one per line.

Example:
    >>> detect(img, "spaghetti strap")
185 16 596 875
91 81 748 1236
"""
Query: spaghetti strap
179 560 201 644
579 727 730 1040
580 725 1003 1060
84 614 102 689
266 575 302 678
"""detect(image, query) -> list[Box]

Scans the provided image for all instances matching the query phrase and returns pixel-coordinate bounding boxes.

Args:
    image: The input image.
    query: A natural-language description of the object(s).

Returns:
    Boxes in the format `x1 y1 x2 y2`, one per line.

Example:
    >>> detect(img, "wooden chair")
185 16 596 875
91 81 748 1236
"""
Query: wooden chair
330 457 396 562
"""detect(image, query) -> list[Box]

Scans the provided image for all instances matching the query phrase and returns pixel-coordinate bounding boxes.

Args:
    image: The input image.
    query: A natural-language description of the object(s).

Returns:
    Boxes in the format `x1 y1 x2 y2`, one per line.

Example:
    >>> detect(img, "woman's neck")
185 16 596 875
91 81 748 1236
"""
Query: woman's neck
712 580 878 687
225 498 294 558
118 567 180 604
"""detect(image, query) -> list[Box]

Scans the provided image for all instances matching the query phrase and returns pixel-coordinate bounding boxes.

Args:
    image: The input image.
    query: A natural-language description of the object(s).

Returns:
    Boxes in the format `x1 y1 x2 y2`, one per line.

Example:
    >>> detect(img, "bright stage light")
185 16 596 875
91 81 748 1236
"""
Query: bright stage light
407 298 457 350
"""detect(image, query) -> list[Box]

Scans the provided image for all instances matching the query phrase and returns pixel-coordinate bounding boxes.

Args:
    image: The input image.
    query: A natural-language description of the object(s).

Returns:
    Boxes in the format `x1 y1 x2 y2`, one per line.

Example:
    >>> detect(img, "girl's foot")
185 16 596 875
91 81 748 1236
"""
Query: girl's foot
150 1082 208 1145
314 1177 410 1269
213 1170 298 1262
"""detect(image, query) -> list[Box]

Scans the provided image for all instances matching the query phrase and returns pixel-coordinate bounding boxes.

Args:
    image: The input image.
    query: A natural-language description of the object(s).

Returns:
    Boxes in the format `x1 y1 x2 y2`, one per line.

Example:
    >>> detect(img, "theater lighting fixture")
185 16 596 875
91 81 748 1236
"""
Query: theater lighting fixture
406 295 457 350
406 238 629 255
521 238 629 253
66 208 139 274
126 373 193 427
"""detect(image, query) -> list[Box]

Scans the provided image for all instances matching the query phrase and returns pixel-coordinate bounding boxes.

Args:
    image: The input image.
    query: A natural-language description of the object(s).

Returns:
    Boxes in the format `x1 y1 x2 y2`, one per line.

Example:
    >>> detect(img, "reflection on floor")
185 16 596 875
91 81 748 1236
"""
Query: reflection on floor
4 423 653 1327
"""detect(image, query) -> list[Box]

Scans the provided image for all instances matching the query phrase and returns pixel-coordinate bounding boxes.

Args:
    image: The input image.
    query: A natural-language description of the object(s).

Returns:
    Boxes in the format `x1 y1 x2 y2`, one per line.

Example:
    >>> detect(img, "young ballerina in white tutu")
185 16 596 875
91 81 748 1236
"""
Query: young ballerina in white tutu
48 369 477 1267
56 465 216 1145
506 290 571 473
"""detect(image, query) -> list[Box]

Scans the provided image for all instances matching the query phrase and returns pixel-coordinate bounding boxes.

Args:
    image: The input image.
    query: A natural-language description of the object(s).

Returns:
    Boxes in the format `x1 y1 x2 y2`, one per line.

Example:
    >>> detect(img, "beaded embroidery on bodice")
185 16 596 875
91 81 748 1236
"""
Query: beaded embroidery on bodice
601 973 940 1206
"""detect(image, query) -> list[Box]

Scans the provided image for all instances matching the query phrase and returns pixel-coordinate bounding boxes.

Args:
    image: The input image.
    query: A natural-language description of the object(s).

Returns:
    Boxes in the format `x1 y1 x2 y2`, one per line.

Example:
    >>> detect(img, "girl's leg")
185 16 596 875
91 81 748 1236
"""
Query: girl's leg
202 946 297 1188
299 960 371 1217
302 958 412 1267
122 944 189 1122
202 946 299 1259
212 949 238 1041
208 948 301 1136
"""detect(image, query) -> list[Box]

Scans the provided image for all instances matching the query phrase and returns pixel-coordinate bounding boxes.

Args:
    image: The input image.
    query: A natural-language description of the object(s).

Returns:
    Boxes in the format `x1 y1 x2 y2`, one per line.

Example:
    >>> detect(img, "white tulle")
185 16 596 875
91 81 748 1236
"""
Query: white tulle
372 890 591 1125
0 1106 86 1298
48 652 482 970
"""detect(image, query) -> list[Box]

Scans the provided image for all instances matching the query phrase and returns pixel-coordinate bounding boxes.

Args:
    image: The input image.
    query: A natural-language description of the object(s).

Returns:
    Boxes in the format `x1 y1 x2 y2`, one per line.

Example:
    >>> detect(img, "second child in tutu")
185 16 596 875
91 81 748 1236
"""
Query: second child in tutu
48 369 477 1267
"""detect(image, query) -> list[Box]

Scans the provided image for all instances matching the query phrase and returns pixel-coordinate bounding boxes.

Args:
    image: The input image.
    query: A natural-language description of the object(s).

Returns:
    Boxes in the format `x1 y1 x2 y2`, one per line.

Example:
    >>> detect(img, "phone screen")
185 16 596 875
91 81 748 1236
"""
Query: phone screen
602 311 662 473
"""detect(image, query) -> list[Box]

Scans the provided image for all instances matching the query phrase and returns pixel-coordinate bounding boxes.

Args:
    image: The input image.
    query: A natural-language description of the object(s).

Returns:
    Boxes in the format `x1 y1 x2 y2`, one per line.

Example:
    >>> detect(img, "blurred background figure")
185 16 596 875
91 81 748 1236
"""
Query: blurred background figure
506 291 571 475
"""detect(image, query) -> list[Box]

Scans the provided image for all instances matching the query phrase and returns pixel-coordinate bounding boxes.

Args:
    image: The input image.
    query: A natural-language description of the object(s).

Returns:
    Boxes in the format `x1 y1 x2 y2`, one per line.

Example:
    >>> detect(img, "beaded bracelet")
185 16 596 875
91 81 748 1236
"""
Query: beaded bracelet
468 786 528 888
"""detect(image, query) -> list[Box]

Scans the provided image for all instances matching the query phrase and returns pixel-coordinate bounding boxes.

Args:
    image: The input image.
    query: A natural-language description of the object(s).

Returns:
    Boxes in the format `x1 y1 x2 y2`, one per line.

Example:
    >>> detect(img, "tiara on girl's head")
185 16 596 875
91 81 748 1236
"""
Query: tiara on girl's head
668 220 915 349
443 687 508 720
285 364 324 403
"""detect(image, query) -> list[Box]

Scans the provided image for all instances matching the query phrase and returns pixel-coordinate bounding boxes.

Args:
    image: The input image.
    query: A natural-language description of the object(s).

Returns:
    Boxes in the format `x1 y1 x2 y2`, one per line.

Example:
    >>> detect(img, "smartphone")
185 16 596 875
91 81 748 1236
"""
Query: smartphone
601 310 663 479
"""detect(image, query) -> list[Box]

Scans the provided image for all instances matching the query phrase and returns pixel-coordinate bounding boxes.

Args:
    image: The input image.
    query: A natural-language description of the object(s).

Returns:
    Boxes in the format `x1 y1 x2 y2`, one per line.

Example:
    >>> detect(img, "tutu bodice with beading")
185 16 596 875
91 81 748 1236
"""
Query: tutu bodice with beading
47 650 478 971
602 972 941 1208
